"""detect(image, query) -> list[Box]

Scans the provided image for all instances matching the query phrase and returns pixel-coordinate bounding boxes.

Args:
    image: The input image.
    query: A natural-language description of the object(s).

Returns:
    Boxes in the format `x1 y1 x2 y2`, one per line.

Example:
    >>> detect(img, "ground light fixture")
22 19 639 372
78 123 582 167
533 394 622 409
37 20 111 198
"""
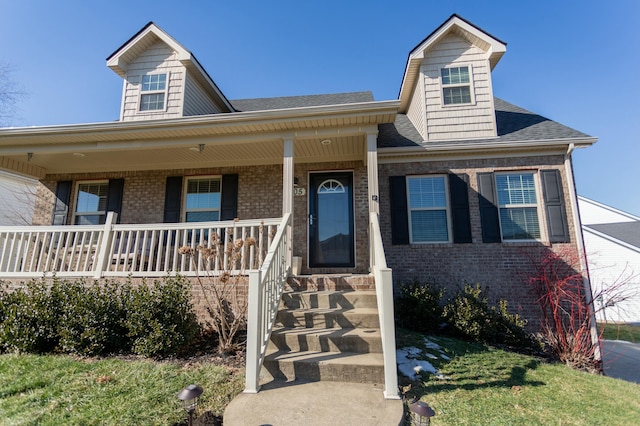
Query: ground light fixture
409 399 436 425
177 384 203 426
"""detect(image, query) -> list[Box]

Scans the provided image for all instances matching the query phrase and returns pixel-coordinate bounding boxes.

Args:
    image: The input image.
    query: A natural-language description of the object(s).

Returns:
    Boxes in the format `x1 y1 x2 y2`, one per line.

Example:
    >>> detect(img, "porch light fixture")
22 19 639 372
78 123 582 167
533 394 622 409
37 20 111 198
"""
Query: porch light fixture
409 400 436 425
177 384 203 426
27 152 33 162
189 144 205 153
320 139 332 145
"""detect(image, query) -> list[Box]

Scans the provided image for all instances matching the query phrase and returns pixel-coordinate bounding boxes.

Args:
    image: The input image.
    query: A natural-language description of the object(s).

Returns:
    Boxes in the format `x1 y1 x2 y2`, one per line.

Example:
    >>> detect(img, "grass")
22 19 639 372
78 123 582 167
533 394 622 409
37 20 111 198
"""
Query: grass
0 353 244 425
599 322 640 342
397 330 640 426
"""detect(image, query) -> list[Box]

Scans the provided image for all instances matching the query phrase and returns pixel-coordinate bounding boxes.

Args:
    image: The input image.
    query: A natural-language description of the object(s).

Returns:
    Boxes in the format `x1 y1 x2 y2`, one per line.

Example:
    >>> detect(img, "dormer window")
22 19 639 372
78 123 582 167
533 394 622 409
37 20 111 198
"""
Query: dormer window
441 66 474 105
139 73 167 111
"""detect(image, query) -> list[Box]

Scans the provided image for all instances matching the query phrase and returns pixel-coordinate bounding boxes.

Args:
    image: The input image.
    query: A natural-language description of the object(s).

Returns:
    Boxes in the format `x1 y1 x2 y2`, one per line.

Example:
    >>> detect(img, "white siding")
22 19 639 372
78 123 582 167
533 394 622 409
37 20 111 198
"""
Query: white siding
121 41 186 121
584 230 640 323
183 72 223 116
422 34 496 141
406 71 426 140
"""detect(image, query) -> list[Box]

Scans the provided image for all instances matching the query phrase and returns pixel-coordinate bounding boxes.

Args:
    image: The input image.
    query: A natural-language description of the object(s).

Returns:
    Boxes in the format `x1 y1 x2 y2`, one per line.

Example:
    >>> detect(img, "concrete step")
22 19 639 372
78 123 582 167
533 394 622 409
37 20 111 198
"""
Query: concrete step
281 290 378 310
268 326 382 353
287 275 375 291
262 350 385 384
276 307 380 329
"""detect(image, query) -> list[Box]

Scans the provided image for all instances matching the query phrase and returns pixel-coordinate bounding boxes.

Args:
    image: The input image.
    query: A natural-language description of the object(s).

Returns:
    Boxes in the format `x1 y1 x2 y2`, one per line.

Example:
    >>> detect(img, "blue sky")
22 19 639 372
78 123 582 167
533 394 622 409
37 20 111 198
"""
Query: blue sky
1 0 639 215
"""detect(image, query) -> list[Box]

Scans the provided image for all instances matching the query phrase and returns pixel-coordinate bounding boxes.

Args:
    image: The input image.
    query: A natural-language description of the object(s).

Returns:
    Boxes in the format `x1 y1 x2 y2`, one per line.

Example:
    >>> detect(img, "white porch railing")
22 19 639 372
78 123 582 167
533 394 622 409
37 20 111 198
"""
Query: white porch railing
244 212 292 393
0 212 283 278
370 212 399 400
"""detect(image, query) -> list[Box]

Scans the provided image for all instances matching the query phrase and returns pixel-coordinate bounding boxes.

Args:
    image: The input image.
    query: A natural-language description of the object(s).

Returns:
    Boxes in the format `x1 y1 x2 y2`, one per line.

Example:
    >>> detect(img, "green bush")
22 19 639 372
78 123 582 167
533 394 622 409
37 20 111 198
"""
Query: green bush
124 275 199 357
0 279 62 353
0 276 200 357
395 280 445 333
57 280 130 356
443 284 531 348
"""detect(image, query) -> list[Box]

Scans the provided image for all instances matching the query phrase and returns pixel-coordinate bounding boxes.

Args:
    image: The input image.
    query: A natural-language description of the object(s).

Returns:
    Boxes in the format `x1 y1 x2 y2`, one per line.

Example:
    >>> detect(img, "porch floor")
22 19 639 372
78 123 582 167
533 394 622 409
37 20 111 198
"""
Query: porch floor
223 380 403 425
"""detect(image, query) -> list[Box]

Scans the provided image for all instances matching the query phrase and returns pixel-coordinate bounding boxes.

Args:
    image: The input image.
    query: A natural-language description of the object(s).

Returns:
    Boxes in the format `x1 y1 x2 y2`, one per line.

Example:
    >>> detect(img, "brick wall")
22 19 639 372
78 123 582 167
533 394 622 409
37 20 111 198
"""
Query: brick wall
378 154 584 326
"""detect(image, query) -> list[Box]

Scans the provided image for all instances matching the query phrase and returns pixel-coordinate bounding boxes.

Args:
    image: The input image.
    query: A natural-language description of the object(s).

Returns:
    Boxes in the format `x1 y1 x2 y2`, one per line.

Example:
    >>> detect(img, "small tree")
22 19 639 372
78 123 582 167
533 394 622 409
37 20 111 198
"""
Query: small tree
525 248 603 371
179 221 267 354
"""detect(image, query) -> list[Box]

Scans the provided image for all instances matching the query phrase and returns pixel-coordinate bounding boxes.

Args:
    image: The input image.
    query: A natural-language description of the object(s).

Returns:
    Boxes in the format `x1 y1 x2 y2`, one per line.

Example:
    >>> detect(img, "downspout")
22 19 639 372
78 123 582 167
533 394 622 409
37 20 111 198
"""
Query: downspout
564 143 601 362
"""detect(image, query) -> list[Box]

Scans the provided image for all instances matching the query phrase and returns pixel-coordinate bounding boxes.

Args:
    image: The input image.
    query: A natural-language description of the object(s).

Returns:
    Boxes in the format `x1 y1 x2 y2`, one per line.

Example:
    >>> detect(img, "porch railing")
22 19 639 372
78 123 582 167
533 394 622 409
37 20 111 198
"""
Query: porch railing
0 212 283 278
369 212 399 400
244 212 292 393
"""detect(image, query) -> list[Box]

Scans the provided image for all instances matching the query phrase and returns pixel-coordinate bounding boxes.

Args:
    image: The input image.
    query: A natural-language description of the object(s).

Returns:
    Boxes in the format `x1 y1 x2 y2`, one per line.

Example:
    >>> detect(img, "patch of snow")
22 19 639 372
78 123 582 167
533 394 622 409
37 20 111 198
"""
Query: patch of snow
397 347 438 380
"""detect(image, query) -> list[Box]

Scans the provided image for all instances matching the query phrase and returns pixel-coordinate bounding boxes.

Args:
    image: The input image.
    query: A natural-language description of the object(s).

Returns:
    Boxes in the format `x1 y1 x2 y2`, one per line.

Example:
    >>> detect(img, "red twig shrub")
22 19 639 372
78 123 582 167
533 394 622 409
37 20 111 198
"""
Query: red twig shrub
525 247 600 372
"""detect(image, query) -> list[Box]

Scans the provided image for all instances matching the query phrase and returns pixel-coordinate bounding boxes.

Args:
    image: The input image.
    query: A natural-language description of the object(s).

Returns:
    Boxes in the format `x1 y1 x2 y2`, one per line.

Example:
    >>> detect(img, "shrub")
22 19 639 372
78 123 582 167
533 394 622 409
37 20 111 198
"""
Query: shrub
57 280 130 356
124 275 199 357
0 279 62 353
443 284 531 348
395 280 444 333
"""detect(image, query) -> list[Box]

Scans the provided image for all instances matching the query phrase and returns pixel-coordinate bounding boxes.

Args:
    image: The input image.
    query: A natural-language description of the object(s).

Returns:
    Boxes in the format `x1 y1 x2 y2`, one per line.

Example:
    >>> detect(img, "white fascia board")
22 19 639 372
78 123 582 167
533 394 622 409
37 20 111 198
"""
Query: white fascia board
379 137 597 157
578 196 640 222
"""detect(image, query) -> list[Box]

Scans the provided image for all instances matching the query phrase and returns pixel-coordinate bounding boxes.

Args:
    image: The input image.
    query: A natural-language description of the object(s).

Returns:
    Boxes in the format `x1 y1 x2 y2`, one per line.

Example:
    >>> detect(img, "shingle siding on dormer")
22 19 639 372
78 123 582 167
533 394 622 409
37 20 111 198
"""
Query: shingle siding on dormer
421 33 497 141
406 71 426 139
183 72 223 116
121 41 185 121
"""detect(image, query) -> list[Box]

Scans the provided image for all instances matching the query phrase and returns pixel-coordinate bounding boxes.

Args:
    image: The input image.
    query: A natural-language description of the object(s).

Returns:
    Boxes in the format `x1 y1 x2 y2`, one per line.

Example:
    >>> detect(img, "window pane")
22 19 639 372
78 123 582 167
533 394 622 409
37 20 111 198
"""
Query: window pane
443 87 471 105
140 93 165 111
408 177 446 208
74 214 104 225
441 66 469 85
411 210 449 242
142 74 166 91
186 211 219 222
499 207 540 240
496 174 537 205
76 183 108 213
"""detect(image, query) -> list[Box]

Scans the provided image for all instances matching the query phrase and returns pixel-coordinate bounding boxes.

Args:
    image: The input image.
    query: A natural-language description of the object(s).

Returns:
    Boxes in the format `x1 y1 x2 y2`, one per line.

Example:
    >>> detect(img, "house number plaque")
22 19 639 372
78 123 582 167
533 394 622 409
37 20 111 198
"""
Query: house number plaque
294 187 306 196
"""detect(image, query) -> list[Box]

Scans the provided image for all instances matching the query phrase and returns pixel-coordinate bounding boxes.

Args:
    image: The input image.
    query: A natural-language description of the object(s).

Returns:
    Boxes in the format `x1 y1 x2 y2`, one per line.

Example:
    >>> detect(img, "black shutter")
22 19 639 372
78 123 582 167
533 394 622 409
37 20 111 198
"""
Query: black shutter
106 178 125 223
163 176 183 223
449 173 472 243
220 174 239 221
477 172 501 243
52 180 72 225
541 169 570 243
389 176 409 245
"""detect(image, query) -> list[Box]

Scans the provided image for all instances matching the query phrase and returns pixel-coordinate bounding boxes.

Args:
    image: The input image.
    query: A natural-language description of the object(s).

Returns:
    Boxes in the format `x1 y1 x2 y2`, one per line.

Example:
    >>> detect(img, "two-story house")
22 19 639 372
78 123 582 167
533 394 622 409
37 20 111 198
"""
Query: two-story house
0 15 596 398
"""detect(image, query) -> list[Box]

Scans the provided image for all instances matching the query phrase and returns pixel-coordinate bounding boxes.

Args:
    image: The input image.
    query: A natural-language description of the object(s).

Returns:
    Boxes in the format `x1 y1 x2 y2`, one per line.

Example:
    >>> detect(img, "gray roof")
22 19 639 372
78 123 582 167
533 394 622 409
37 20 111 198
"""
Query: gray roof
586 222 640 249
230 92 374 111
378 97 591 148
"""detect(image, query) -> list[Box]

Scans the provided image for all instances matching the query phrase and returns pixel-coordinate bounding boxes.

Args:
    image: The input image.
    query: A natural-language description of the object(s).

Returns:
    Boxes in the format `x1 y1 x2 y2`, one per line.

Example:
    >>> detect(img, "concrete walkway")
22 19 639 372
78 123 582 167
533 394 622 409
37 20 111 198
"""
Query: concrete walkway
223 381 404 425
601 340 640 384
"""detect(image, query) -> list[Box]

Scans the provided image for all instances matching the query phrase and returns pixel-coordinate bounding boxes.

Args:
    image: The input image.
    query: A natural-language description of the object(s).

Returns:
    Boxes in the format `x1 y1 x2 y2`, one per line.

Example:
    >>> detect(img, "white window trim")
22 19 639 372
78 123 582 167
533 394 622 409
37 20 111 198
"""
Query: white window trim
440 64 475 107
137 72 169 113
406 174 452 244
72 180 109 225
494 171 544 243
182 175 222 223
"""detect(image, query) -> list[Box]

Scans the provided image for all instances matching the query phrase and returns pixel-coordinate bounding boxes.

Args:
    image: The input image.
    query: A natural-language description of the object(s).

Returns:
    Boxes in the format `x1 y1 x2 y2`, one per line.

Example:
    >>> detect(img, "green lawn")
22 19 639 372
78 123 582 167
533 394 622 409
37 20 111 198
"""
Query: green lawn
599 322 640 342
0 353 243 425
398 330 640 426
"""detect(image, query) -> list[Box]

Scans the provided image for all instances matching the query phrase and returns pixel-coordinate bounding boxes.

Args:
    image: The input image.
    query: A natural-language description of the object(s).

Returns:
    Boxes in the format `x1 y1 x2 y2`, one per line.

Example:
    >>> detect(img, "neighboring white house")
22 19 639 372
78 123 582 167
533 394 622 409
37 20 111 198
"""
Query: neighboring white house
0 171 37 225
579 196 640 323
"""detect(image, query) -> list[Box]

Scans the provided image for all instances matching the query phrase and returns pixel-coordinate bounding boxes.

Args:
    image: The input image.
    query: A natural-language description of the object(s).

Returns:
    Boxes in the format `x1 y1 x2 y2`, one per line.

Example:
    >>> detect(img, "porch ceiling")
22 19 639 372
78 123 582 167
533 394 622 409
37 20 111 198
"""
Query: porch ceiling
0 101 397 177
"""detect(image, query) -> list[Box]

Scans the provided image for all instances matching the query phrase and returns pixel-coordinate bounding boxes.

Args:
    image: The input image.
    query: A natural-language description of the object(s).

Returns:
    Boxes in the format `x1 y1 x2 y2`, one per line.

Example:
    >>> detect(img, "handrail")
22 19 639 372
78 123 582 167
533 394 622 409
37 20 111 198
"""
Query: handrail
244 213 292 393
370 212 399 399
0 214 283 278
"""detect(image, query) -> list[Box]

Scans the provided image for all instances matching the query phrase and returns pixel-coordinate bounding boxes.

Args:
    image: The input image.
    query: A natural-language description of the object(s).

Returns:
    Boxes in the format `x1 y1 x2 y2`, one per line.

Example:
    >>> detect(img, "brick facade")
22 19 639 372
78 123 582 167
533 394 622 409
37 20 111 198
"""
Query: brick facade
378 154 583 325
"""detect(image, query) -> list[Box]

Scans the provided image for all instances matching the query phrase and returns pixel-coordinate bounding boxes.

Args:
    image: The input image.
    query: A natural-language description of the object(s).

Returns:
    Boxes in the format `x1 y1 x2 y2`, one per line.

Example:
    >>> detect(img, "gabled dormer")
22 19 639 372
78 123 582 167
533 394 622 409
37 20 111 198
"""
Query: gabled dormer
106 22 234 121
399 14 507 142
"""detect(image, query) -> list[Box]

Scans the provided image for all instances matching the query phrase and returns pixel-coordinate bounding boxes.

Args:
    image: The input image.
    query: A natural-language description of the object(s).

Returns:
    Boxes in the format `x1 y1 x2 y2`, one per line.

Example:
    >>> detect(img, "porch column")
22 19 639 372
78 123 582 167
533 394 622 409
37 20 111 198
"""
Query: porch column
366 130 380 214
283 138 294 215
282 138 294 271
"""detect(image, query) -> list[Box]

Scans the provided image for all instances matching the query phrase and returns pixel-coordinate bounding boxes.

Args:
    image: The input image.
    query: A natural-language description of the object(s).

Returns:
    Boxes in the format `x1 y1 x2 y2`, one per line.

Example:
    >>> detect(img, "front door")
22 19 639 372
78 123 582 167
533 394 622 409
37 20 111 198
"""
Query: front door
309 172 355 268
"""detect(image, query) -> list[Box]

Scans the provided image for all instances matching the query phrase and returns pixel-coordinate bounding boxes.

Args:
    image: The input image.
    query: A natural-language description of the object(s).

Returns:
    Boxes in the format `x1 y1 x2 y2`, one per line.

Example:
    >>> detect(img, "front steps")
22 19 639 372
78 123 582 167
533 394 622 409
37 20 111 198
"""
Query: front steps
262 276 385 385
